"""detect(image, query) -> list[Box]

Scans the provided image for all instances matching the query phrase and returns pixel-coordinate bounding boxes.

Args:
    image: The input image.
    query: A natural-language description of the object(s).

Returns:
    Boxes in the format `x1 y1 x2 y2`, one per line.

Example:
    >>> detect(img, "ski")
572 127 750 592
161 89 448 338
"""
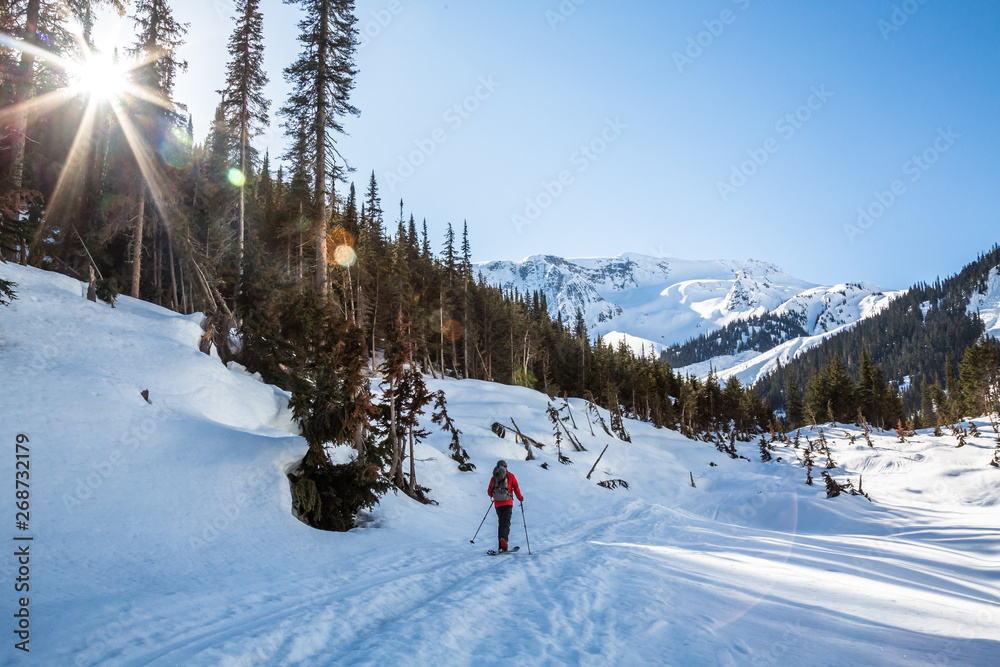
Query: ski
487 546 520 556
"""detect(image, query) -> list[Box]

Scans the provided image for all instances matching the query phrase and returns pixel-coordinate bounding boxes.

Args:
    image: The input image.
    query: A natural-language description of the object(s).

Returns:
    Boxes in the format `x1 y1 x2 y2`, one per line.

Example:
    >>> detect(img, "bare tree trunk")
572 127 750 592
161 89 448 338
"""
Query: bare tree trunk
179 257 188 314
9 0 41 194
237 133 246 297
463 280 469 378
344 266 355 324
297 229 303 282
87 265 97 302
387 383 403 486
371 277 379 373
313 5 329 297
154 231 161 304
408 427 416 494
439 292 445 377
131 186 147 299
167 228 179 310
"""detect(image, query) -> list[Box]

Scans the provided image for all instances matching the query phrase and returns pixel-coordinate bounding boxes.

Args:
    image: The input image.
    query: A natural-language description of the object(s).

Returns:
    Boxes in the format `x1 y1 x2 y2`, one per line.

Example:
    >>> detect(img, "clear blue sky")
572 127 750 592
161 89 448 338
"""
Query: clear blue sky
96 0 999 289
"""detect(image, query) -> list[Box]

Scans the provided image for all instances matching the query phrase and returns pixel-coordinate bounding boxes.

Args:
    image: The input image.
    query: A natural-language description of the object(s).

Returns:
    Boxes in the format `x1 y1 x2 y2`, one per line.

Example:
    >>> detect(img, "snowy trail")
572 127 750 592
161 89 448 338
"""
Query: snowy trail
2 261 999 666
101 499 1000 666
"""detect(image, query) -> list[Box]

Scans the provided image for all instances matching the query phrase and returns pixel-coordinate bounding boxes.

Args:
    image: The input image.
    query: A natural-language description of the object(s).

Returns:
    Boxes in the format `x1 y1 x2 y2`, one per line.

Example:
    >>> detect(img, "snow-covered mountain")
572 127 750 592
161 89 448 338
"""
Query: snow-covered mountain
476 253 902 372
2 260 999 664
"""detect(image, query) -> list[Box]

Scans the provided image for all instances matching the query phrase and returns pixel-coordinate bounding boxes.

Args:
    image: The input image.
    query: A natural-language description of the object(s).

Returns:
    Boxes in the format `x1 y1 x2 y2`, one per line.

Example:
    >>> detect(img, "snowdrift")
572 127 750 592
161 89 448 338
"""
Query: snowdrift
1 261 998 666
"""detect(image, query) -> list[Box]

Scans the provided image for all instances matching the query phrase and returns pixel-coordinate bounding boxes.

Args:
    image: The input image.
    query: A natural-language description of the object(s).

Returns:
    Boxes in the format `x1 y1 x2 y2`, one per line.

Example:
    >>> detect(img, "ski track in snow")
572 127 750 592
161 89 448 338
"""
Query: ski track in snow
2 261 999 666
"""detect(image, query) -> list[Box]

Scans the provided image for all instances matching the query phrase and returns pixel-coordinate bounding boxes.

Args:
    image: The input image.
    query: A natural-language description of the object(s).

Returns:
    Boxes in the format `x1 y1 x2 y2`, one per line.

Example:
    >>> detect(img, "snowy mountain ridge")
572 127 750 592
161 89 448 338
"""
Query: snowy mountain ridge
476 252 903 372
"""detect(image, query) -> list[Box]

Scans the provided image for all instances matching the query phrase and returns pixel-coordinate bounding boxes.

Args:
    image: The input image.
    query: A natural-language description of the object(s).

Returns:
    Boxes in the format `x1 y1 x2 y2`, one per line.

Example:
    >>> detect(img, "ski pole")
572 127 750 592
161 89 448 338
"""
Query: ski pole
520 501 531 555
470 501 493 544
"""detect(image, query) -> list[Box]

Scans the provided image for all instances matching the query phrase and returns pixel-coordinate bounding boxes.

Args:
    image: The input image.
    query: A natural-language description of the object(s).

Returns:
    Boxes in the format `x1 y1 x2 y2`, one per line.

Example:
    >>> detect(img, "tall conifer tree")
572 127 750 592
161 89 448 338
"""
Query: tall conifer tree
220 0 270 290
280 0 359 297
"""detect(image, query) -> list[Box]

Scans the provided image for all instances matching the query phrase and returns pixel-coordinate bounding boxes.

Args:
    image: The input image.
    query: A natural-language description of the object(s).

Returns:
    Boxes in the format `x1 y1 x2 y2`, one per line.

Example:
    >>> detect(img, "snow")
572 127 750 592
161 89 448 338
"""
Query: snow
599 331 665 359
2 261 999 665
969 266 1000 335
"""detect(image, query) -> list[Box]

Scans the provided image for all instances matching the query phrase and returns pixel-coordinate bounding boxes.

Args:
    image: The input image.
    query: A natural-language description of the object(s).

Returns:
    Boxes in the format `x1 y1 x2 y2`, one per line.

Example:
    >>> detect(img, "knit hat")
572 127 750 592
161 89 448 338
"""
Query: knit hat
496 460 507 469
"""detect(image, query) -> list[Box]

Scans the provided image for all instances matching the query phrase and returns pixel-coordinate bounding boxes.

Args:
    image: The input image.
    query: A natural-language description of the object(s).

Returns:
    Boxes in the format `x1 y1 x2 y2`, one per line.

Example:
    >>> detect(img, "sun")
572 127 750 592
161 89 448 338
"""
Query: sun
71 52 129 101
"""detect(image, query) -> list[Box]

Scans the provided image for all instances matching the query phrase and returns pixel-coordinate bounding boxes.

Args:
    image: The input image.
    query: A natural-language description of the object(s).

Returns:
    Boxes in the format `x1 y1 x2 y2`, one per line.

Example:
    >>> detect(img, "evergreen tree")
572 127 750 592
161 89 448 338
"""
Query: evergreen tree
461 220 472 278
943 355 962 422
220 0 270 290
919 376 936 429
442 222 456 282
280 0 359 296
959 338 1000 418
785 369 804 428
0 276 16 305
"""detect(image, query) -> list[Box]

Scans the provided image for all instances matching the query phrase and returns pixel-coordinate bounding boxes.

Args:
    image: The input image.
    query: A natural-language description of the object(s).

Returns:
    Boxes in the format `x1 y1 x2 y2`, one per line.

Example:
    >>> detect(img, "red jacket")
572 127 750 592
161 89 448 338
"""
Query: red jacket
488 471 523 507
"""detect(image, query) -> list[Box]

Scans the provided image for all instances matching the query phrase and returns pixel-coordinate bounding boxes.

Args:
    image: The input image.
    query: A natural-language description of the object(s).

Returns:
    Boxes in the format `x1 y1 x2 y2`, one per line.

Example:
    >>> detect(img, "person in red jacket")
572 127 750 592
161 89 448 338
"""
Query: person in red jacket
487 460 523 552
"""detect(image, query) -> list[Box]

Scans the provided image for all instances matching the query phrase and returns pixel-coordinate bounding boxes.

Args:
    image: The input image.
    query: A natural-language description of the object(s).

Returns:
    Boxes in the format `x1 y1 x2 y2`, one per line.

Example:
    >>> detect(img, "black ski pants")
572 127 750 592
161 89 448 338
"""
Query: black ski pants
495 504 512 543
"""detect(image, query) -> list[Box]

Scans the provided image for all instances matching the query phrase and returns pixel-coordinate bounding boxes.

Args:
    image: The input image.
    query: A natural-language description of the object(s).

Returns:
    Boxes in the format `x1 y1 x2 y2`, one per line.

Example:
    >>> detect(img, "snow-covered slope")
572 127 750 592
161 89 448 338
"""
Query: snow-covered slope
970 266 1000 335
1 261 999 665
476 253 901 379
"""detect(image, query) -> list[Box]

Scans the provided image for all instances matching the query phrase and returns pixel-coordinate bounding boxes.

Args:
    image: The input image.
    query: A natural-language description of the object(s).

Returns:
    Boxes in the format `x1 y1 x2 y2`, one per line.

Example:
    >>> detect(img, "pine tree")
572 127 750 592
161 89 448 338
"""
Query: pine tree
443 222 456 283
959 339 1000 419
220 0 270 292
919 376 936 429
461 220 472 278
857 343 878 415
342 182 358 237
785 369 804 428
943 355 962 422
432 391 473 472
280 0 359 296
0 277 16 306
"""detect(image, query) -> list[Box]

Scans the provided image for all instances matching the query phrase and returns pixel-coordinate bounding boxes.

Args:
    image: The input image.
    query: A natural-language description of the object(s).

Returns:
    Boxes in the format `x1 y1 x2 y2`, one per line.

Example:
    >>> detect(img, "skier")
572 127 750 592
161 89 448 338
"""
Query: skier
488 460 523 552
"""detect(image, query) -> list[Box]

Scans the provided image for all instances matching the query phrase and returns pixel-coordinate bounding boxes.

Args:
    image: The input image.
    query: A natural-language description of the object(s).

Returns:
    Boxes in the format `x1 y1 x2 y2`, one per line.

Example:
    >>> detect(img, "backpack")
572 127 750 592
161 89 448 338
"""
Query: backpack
492 465 511 502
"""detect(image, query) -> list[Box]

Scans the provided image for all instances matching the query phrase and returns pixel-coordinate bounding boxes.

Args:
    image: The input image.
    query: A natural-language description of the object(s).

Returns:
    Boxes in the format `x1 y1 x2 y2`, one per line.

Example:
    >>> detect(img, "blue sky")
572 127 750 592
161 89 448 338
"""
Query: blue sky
96 0 999 289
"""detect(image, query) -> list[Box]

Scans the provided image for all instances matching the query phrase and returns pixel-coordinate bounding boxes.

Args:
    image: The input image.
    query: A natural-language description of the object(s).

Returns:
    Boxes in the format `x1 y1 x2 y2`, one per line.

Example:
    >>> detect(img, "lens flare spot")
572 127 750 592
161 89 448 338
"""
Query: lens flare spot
332 244 357 267
442 319 463 341
329 226 355 248
227 168 246 187
160 127 192 169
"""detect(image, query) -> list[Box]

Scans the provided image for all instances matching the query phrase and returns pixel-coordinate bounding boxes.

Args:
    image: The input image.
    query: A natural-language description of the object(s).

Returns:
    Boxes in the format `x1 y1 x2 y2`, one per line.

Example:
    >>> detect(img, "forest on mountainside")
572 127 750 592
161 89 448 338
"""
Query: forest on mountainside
757 245 1000 429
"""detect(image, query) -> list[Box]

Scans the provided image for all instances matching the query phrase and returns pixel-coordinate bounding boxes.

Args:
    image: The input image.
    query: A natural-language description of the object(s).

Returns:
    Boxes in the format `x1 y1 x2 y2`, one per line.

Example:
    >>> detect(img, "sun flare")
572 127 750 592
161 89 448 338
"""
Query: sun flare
71 52 129 101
